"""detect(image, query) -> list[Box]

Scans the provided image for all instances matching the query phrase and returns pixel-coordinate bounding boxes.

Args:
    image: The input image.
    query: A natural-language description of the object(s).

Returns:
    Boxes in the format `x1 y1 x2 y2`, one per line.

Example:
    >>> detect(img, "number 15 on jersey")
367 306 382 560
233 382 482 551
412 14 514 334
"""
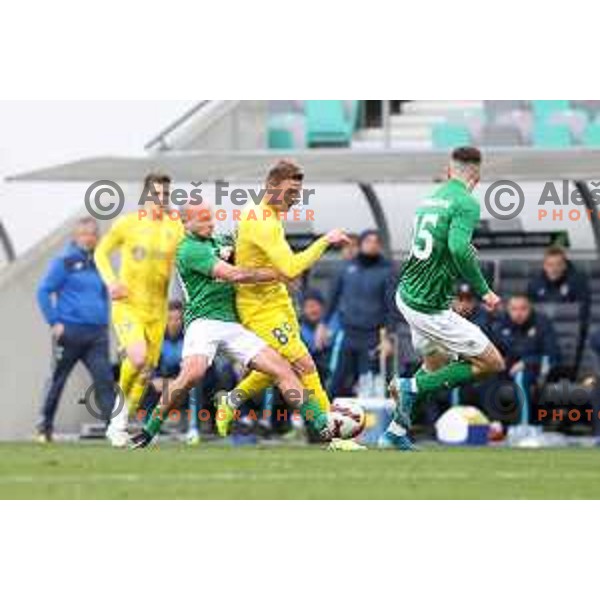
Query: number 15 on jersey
411 213 439 260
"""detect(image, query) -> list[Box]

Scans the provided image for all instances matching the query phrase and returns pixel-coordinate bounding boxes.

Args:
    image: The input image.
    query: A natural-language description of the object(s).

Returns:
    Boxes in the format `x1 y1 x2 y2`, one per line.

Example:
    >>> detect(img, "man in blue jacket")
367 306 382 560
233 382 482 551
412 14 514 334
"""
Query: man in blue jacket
300 290 332 381
492 294 561 425
528 246 590 308
36 217 113 442
528 246 590 373
326 230 398 398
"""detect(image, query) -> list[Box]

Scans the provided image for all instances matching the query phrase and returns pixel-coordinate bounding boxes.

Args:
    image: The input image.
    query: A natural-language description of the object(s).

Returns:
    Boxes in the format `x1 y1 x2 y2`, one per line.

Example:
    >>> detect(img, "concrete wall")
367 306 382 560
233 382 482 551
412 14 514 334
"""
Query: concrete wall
166 101 268 151
0 211 107 440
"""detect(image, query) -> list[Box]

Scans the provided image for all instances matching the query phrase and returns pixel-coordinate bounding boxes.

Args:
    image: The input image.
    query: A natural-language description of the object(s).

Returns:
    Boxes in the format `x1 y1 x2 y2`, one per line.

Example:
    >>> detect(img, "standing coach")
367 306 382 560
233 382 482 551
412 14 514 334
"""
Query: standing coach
36 217 113 442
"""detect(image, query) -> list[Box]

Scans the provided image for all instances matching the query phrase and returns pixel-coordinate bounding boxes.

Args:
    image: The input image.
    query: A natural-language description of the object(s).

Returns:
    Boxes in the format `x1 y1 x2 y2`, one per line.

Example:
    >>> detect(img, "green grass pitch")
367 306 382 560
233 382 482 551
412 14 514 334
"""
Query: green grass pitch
1 443 600 499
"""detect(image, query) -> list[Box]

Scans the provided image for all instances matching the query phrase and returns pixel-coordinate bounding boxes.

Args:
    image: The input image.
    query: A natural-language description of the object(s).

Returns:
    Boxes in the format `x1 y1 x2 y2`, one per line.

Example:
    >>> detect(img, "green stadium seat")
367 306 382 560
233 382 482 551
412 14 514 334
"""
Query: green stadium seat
305 101 355 147
432 123 472 149
532 100 570 121
267 113 306 149
582 123 600 147
268 127 295 149
532 123 572 148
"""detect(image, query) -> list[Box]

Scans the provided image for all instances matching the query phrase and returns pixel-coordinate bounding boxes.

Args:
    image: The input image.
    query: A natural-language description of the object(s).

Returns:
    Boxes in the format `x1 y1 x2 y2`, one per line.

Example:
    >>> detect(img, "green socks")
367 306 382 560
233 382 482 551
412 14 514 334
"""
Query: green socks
144 410 164 437
415 361 475 397
300 399 329 436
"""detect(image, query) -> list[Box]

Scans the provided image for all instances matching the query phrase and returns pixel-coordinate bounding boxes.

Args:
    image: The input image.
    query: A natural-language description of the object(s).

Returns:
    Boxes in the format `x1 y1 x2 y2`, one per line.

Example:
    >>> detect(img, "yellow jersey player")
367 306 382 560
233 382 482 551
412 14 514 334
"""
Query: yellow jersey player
95 173 184 447
218 159 365 450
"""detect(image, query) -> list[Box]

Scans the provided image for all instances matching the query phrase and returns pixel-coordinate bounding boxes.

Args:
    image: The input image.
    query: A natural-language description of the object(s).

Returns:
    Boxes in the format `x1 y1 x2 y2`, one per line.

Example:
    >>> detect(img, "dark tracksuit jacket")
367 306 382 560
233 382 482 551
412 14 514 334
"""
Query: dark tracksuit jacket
491 310 561 424
326 254 398 396
527 262 590 371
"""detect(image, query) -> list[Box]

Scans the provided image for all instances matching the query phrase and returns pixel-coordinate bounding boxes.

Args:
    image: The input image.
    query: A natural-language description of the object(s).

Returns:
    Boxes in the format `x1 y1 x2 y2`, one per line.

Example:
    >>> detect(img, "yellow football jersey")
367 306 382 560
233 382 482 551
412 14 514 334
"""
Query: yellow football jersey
95 213 184 319
235 206 329 323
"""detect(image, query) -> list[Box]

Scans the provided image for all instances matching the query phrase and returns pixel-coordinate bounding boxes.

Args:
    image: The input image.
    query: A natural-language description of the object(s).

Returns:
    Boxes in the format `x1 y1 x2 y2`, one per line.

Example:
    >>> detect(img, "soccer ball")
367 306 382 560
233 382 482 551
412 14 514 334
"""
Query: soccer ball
329 400 367 440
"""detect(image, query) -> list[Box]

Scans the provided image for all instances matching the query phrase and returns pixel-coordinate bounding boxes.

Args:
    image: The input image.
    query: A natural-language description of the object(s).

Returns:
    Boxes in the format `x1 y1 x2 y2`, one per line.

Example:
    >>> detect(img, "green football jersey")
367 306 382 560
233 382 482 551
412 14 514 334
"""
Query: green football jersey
398 179 490 314
176 232 238 327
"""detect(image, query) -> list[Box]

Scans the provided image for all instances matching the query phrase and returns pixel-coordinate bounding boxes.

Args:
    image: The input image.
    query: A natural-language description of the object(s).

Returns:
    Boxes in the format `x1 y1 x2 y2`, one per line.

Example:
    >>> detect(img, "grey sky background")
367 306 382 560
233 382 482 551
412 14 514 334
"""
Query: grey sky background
0 101 192 253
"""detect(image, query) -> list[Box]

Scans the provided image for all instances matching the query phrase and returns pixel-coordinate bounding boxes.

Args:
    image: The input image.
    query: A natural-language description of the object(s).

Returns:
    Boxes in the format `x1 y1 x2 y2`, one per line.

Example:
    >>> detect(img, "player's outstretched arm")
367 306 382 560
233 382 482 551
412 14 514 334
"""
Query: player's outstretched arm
212 260 280 284
254 224 347 280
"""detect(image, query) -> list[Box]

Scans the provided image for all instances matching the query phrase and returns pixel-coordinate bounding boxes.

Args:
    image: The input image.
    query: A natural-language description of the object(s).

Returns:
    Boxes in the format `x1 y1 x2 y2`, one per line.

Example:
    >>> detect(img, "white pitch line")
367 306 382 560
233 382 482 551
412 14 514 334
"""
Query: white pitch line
0 469 598 486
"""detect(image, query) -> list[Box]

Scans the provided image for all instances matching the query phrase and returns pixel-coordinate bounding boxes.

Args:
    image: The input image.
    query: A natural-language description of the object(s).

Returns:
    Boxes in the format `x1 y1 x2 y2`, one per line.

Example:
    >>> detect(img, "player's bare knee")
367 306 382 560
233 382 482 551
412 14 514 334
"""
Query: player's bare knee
473 346 505 376
490 349 506 374
181 357 206 387
252 348 291 384
127 346 148 372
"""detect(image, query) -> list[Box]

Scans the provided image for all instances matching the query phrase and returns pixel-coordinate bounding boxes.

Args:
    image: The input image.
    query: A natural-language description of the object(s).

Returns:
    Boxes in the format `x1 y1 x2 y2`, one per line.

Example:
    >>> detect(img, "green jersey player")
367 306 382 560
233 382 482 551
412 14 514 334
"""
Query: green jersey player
130 203 332 449
380 147 505 451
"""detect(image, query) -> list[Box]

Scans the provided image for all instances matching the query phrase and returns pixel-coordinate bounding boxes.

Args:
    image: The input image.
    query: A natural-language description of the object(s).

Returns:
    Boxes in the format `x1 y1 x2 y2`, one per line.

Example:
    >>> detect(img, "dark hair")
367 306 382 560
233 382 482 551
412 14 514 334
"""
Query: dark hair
144 172 171 188
168 299 183 312
266 160 303 186
452 147 482 165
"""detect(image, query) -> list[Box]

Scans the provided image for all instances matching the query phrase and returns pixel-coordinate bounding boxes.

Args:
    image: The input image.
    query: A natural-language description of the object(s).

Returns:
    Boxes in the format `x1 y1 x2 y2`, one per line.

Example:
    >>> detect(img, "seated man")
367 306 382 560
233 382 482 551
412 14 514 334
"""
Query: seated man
528 246 590 307
452 283 495 337
448 283 498 408
492 294 561 425
151 300 185 393
299 290 332 381
528 246 589 373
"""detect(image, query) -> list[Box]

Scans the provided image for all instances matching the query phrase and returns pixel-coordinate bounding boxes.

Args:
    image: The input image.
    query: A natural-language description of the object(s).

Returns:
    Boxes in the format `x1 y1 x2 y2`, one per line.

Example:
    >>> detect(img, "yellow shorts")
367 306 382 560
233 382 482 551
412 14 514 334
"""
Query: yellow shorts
112 302 166 368
240 309 309 365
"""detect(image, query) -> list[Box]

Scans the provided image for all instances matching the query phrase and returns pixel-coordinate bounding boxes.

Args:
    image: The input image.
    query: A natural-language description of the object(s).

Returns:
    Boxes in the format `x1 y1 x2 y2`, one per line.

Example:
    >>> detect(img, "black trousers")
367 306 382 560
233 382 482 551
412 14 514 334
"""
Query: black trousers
39 324 114 434
327 330 379 398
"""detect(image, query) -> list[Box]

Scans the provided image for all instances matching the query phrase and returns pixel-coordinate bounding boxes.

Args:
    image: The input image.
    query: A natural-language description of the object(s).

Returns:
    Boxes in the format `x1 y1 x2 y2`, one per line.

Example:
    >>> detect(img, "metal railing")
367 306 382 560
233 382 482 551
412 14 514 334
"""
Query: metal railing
144 100 211 151
0 220 15 264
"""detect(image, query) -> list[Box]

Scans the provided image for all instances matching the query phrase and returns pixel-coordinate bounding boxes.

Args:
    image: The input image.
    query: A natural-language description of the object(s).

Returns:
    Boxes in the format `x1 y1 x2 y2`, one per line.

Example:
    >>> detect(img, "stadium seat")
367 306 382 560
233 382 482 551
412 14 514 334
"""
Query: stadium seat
495 109 534 143
582 123 600 147
432 123 472 149
305 101 356 147
268 127 295 149
499 261 533 279
590 303 600 325
540 303 581 322
484 100 530 120
500 278 529 295
532 123 572 148
447 110 486 140
571 100 600 119
268 113 306 149
478 123 523 147
547 109 589 141
343 100 361 130
531 100 570 121
536 302 583 371
578 260 600 279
